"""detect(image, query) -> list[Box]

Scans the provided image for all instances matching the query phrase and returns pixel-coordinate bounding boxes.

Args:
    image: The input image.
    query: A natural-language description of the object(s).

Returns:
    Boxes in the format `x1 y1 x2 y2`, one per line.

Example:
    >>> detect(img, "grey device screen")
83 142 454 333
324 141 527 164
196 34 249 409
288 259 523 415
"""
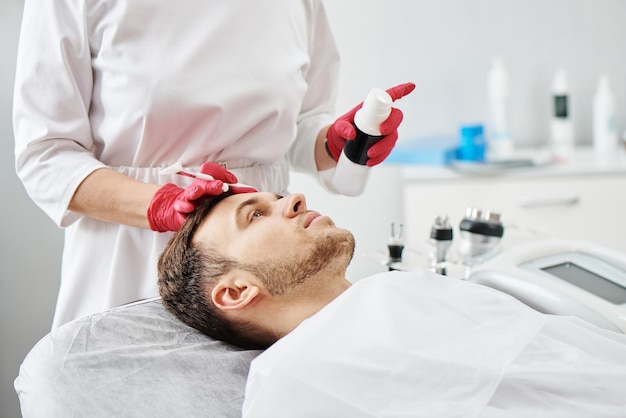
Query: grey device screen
542 262 626 305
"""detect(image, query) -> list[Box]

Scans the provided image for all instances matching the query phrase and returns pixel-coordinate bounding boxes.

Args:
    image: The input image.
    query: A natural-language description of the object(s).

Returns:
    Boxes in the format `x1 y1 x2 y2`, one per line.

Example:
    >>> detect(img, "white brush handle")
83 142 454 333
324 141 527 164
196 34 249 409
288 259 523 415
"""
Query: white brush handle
192 172 215 181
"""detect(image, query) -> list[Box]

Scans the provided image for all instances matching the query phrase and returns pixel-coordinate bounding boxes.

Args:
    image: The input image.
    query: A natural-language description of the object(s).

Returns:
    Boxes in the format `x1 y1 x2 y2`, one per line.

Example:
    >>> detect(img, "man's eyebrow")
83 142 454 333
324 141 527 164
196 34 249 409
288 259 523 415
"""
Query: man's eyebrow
235 197 259 222
234 194 282 224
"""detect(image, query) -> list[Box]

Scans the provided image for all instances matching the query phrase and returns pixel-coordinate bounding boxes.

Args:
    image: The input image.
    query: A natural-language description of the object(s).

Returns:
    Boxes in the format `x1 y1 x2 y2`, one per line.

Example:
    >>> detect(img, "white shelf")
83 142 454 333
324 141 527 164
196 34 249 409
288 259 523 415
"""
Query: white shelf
401 147 626 182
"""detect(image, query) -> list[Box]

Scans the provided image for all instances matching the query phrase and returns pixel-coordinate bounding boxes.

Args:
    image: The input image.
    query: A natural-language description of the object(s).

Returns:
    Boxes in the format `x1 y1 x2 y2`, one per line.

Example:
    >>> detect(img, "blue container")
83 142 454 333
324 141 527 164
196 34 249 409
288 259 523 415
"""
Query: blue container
456 124 486 161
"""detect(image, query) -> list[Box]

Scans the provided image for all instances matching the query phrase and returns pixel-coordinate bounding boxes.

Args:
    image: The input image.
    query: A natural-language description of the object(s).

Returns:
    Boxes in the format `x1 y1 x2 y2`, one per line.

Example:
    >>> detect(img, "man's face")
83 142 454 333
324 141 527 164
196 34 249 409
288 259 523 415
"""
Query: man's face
193 192 355 295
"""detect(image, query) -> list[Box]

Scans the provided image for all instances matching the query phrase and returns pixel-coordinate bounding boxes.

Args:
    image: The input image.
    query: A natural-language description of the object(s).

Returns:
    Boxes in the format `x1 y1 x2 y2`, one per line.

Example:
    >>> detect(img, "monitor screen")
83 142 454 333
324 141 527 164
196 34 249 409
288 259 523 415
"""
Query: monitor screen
542 262 626 304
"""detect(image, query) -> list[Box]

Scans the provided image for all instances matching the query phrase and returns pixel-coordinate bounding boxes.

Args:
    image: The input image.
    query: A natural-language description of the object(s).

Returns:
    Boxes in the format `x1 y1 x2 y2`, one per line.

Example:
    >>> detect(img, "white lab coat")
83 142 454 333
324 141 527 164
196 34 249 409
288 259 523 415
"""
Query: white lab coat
13 0 339 328
243 271 626 417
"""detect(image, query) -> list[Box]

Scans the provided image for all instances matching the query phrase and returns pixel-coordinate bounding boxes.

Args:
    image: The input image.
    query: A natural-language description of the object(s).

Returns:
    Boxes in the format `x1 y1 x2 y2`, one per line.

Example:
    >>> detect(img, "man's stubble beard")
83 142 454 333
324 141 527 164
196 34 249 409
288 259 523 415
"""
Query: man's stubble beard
241 228 355 296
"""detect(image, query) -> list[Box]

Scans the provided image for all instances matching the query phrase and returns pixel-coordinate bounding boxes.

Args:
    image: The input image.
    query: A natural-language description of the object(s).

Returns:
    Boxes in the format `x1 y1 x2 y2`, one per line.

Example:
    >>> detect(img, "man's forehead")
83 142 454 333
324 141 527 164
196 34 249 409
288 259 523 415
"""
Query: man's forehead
215 191 275 211
203 193 255 223
215 192 253 211
193 192 275 244
200 191 275 225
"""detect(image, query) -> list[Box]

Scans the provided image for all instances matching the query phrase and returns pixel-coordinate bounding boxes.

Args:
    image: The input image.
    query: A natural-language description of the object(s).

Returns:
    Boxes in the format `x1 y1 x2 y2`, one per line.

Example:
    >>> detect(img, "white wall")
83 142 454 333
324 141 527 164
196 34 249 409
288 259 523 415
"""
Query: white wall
294 0 625 283
1 1 625 416
1 1 64 417
325 0 625 146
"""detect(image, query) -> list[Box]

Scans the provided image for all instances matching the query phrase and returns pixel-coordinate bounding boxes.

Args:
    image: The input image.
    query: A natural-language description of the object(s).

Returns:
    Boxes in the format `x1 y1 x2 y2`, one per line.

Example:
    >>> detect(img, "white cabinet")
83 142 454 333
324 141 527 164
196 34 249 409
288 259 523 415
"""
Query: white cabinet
402 149 626 254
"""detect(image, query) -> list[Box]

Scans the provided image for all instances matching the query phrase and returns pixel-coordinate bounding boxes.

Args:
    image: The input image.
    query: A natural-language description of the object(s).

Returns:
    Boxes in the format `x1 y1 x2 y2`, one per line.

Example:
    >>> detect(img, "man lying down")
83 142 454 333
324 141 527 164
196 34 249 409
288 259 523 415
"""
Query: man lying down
158 191 626 418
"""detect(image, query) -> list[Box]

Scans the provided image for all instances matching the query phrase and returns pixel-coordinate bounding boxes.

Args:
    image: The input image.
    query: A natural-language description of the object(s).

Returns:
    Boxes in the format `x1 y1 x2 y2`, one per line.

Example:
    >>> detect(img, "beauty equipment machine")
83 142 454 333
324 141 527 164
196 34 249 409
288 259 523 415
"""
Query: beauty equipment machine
469 240 626 333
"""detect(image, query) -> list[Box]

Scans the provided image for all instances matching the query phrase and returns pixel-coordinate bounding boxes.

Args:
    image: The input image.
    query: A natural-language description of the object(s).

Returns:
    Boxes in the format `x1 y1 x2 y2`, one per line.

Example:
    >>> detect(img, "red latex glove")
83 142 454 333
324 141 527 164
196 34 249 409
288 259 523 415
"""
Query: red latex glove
326 82 415 167
147 162 257 232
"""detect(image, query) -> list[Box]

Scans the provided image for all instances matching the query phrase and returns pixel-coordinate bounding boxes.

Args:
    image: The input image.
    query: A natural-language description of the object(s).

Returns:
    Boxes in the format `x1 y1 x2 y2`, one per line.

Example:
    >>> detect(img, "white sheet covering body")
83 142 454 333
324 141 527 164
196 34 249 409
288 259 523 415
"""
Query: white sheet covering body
243 270 626 417
13 0 339 328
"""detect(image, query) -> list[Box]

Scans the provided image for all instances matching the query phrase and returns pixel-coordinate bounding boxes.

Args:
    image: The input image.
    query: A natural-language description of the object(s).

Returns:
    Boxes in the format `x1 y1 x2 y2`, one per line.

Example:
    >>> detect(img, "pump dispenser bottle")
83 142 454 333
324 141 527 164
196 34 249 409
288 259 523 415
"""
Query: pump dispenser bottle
331 88 392 196
550 69 575 160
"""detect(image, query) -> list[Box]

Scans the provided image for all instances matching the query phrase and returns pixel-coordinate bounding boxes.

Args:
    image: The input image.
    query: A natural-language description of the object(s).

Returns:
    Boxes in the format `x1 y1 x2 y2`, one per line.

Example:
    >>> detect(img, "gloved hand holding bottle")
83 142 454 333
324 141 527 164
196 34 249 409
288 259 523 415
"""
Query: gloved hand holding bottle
325 82 415 196
147 162 257 232
326 82 415 167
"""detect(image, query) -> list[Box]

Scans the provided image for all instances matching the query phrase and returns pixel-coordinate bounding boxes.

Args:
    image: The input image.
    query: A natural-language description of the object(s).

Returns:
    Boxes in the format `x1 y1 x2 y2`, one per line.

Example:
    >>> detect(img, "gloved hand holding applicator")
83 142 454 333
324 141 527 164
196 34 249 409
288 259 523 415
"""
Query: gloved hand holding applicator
147 162 257 232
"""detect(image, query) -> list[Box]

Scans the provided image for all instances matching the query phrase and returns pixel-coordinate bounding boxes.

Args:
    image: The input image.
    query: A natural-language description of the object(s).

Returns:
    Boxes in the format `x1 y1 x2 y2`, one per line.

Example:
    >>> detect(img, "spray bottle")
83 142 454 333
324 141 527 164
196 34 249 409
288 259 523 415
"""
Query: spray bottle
593 75 618 154
487 58 514 160
331 88 392 196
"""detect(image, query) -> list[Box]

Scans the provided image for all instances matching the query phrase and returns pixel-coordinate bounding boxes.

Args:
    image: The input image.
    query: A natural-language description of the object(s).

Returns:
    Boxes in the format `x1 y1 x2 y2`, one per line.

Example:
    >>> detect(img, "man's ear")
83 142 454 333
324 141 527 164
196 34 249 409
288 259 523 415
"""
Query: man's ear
211 271 260 312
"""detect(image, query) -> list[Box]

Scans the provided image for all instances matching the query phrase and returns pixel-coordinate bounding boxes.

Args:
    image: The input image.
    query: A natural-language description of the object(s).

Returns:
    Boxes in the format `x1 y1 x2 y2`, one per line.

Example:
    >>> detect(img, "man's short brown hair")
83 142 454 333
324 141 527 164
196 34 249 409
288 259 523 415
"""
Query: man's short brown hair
157 194 275 349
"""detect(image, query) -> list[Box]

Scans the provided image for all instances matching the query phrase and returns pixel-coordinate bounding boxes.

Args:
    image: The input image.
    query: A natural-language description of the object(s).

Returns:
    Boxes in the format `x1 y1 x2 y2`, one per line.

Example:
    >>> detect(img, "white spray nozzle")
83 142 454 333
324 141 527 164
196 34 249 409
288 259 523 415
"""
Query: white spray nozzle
355 88 392 136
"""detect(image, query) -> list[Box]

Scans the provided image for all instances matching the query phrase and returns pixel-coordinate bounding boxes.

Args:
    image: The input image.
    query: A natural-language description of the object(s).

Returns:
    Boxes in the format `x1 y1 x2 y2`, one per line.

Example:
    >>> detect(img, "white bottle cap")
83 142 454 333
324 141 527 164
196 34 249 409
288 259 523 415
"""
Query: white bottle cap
552 69 569 94
354 88 392 136
595 74 612 98
488 58 510 99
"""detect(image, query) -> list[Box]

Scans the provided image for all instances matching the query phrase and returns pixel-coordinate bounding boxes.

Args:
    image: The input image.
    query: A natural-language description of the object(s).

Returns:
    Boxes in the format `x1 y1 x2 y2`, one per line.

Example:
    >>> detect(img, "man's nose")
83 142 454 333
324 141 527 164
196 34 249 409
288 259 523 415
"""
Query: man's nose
282 193 307 218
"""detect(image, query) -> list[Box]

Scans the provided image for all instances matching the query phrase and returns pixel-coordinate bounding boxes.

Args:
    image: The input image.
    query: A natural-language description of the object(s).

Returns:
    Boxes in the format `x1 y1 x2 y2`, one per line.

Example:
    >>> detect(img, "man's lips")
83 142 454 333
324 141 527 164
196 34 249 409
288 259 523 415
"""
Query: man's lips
303 211 322 228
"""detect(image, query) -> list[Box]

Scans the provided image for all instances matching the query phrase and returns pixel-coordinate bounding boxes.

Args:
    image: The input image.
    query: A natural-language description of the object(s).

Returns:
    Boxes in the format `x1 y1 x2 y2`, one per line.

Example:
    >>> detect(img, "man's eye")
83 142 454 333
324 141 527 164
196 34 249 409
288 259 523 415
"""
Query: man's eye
251 209 263 221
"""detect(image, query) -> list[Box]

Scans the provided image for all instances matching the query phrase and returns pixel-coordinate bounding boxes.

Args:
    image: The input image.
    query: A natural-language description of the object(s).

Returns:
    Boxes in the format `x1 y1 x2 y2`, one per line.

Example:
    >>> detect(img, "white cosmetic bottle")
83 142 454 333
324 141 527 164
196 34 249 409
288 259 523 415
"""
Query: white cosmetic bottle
593 75 618 154
487 58 514 160
550 69 575 161
331 88 392 196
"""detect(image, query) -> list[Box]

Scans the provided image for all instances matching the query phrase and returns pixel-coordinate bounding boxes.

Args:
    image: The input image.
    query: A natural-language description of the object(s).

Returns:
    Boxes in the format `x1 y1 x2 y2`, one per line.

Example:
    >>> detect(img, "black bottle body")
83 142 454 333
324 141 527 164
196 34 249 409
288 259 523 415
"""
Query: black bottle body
343 128 384 165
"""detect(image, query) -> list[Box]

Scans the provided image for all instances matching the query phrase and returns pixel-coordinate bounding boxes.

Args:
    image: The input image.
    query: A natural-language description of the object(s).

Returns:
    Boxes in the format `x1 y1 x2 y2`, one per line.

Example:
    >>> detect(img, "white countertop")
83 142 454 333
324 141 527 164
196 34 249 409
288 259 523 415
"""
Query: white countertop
401 146 626 182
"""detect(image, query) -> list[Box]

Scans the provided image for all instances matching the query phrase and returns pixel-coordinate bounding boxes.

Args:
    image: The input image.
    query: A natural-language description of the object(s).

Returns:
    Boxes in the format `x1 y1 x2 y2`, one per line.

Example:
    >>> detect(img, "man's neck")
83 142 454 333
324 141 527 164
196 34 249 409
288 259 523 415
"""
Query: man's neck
266 276 352 340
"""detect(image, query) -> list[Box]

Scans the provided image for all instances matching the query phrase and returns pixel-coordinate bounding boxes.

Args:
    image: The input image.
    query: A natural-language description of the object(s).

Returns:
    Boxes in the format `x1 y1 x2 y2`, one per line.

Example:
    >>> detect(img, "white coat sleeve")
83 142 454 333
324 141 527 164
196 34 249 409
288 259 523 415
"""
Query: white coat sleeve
287 0 340 177
13 0 106 227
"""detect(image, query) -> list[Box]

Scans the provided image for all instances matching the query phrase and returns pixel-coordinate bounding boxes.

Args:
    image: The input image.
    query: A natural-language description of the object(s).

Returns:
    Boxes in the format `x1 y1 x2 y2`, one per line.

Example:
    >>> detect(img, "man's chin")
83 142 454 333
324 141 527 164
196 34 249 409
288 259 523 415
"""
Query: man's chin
256 228 356 296
326 228 355 263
